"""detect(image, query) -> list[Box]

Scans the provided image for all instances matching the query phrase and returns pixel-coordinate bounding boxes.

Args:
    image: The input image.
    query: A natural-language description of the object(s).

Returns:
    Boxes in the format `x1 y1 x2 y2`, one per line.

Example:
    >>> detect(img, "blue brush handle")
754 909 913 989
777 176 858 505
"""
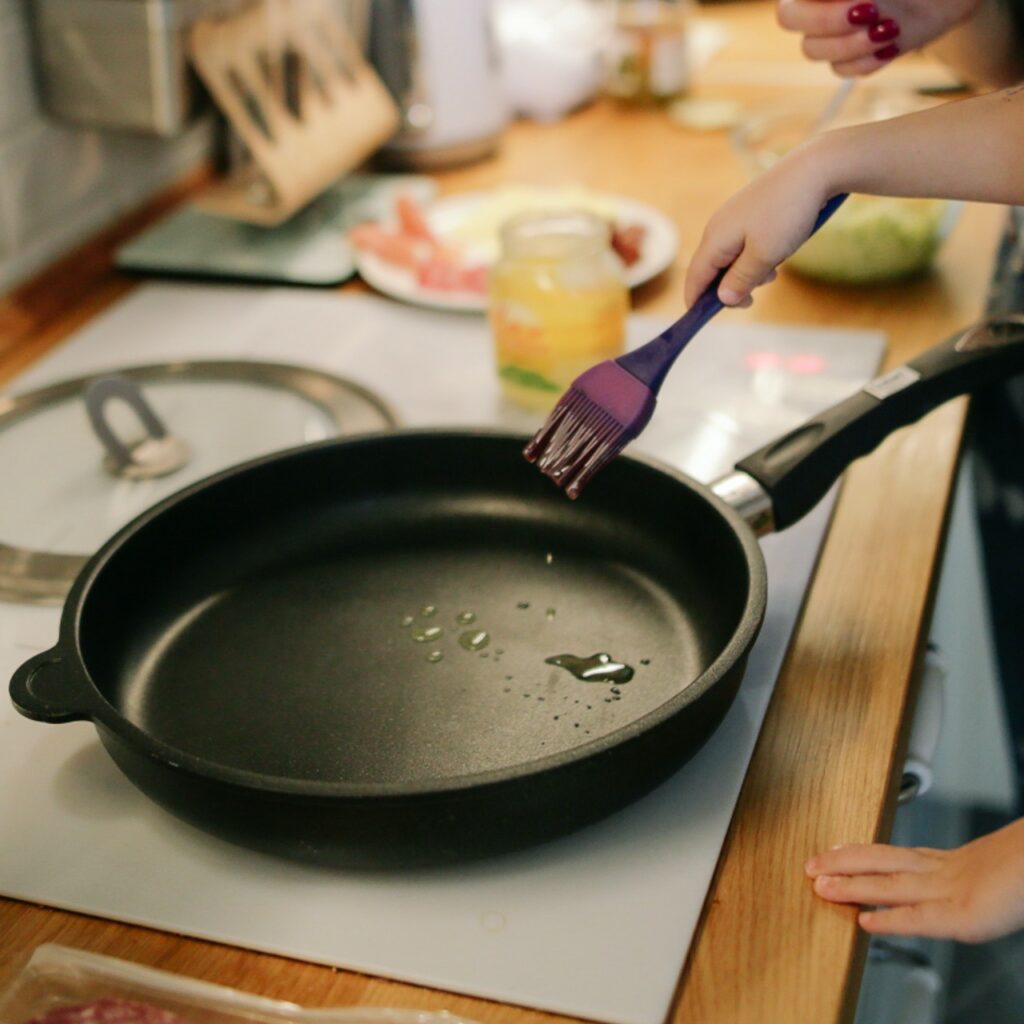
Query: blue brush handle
617 193 848 392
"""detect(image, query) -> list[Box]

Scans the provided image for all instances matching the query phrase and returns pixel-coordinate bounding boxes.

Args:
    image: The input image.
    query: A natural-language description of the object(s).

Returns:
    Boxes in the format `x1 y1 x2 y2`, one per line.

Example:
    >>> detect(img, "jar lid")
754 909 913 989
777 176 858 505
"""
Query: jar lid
500 209 611 261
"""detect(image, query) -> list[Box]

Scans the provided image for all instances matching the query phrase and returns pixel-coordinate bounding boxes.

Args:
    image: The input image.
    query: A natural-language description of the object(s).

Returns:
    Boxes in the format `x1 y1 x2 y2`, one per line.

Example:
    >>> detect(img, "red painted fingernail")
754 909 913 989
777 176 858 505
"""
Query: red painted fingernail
868 18 900 42
874 43 901 61
847 3 879 26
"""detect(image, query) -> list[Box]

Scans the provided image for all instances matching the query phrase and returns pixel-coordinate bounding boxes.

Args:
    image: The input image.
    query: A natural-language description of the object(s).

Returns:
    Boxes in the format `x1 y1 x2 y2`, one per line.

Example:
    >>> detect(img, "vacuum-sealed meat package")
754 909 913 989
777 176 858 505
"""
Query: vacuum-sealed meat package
1 946 473 1024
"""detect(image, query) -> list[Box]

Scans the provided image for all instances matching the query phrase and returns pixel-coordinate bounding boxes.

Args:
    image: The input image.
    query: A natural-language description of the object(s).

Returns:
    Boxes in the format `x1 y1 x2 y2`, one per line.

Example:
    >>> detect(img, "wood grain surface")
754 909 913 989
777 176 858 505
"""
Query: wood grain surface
0 4 1007 1023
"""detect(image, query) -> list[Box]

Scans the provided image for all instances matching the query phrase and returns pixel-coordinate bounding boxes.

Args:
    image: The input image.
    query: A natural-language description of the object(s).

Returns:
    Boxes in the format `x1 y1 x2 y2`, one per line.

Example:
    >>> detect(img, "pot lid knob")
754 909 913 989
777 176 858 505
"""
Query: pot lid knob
84 375 190 481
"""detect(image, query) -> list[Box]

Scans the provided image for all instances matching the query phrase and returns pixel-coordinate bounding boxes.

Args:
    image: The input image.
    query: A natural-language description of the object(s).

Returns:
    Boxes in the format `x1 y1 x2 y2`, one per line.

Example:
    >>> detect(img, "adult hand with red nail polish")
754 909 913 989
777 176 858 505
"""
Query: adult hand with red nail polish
776 0 984 77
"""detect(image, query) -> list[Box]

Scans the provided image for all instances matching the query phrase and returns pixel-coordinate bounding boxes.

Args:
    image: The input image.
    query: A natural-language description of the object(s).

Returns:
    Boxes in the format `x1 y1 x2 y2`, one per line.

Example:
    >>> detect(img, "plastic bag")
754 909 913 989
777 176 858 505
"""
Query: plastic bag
0 946 476 1024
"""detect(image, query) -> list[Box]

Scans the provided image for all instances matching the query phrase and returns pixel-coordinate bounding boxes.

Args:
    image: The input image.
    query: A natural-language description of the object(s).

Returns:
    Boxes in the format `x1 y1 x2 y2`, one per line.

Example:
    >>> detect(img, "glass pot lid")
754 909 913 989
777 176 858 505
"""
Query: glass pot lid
0 360 396 605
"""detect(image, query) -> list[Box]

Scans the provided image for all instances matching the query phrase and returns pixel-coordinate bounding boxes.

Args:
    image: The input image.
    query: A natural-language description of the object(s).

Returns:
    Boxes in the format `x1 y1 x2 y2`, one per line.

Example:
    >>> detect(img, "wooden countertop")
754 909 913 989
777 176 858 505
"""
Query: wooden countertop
0 4 1007 1022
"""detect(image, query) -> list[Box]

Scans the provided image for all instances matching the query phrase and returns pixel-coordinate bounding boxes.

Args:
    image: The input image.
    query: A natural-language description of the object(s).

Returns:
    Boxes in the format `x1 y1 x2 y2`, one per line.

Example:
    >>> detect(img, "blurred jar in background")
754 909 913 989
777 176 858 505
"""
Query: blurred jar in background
604 0 692 104
489 211 628 411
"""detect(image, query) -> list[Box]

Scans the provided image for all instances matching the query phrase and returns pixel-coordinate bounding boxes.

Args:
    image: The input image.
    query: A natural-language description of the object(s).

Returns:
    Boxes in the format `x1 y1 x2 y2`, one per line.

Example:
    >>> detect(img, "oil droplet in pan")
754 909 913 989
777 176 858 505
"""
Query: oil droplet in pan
544 653 635 684
400 615 414 628
421 605 437 618
456 611 476 625
459 630 490 651
545 608 556 621
426 650 444 663
412 626 443 643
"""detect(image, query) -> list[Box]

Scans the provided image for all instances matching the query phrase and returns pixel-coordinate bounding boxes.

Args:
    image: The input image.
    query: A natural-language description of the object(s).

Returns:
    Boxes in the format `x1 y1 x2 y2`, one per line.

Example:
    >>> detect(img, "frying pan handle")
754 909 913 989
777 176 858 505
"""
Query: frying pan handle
732 314 1024 531
9 647 97 724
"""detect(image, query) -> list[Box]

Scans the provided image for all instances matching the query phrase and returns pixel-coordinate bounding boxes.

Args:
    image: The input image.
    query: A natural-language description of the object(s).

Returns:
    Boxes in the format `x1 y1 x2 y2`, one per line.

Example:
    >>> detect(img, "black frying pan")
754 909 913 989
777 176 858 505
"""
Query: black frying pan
11 317 1024 866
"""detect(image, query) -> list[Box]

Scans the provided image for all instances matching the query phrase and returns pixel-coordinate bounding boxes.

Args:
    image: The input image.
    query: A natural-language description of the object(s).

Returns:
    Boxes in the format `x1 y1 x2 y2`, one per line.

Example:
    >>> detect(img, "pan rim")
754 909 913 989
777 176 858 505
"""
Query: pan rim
62 428 768 799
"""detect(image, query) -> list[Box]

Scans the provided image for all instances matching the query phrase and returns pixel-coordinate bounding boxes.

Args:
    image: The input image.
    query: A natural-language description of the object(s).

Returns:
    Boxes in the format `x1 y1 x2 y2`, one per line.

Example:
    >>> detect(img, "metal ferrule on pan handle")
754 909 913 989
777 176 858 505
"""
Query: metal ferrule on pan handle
710 471 774 536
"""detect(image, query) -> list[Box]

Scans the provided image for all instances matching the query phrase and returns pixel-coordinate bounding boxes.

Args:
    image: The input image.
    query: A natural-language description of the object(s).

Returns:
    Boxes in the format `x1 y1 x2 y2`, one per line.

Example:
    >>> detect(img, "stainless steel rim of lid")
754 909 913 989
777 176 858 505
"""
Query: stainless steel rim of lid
0 360 398 605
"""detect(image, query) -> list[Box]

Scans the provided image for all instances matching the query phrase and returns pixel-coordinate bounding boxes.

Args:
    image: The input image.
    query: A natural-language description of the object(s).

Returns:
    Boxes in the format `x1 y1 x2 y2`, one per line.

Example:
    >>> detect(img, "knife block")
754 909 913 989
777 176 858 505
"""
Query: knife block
189 0 399 225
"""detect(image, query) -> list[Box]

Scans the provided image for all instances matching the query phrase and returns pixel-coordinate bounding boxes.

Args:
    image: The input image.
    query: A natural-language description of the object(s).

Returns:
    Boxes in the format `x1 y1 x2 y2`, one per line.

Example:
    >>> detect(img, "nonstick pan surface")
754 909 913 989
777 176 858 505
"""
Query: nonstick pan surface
12 431 765 864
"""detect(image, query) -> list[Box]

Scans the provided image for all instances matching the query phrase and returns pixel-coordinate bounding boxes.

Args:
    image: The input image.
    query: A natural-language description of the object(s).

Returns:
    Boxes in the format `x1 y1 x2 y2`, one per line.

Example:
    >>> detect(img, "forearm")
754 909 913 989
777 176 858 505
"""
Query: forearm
929 0 1024 87
814 86 1024 205
685 82 1024 307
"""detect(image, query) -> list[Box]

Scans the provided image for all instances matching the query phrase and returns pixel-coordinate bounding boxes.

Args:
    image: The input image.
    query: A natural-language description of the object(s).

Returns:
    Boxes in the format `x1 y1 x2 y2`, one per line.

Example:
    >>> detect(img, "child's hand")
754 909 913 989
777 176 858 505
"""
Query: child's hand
684 139 837 308
805 817 1024 944
776 0 983 77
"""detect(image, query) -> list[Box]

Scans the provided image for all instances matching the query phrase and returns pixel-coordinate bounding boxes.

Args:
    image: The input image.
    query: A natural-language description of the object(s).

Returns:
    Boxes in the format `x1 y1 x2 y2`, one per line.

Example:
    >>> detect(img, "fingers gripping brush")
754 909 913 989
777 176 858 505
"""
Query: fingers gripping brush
524 194 847 498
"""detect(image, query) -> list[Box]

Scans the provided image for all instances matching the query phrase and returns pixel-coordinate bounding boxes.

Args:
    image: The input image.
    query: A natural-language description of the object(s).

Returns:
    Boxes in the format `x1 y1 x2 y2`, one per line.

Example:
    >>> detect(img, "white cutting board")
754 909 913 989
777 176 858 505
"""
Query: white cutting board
0 285 884 1024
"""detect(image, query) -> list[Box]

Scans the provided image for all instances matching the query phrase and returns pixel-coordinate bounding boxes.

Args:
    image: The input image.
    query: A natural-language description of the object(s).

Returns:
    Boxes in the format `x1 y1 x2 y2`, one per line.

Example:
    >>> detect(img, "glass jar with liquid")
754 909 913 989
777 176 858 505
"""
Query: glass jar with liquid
605 0 692 104
488 211 629 411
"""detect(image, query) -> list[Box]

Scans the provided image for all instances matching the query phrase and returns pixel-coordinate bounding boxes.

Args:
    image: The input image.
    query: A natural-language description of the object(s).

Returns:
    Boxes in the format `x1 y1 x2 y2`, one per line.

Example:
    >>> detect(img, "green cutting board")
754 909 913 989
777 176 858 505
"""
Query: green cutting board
116 175 436 288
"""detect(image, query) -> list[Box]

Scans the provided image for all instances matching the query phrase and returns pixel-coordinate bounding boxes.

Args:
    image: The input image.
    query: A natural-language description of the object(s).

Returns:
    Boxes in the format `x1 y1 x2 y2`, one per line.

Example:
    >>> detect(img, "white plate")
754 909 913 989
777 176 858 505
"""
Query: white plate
353 189 680 314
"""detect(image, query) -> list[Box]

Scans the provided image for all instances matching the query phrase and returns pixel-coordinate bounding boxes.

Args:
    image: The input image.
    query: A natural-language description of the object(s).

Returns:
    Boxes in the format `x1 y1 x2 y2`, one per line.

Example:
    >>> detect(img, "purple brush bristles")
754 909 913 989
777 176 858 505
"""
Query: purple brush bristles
522 265 728 499
523 360 656 499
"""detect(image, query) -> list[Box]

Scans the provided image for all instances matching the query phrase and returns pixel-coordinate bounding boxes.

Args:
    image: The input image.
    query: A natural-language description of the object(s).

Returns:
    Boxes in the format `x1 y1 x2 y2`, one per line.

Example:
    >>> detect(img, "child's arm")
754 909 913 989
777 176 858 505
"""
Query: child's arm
804 817 1024 942
685 85 1024 307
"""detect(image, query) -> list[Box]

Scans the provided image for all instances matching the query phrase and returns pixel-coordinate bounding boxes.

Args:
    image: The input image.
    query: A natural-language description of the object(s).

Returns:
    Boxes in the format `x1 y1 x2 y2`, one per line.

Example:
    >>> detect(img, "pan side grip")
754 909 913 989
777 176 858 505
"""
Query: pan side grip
10 648 97 724
732 315 1024 532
